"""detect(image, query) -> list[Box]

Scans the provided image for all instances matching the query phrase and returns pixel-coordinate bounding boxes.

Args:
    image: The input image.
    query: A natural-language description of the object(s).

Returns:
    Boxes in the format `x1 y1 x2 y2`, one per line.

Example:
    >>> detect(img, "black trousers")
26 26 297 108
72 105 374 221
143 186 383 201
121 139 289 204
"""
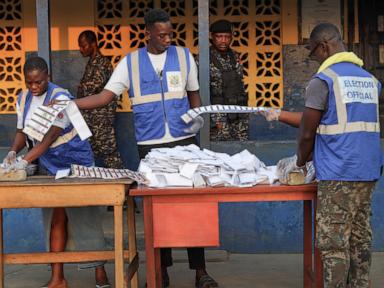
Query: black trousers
138 136 206 269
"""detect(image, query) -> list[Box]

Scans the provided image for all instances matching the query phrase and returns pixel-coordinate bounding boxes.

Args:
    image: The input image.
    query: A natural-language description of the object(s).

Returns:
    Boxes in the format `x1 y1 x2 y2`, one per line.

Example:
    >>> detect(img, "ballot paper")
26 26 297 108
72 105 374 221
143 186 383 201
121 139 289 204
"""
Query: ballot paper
55 168 71 180
23 101 92 142
69 164 147 184
257 166 279 184
181 105 269 123
180 163 199 179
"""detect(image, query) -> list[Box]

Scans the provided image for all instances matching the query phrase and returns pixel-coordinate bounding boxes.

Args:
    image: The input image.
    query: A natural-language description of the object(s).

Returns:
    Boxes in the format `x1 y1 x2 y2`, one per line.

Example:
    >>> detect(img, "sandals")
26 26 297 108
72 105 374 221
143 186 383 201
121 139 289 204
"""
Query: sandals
40 280 68 288
96 284 111 288
195 275 219 288
41 280 110 288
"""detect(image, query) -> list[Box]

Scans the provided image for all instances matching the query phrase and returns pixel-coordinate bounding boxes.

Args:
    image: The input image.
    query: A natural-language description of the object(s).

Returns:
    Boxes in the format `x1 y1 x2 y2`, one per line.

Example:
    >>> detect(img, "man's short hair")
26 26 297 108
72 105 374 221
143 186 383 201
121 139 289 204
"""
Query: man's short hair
23 56 48 75
144 8 170 28
78 30 97 44
210 20 233 34
309 23 342 44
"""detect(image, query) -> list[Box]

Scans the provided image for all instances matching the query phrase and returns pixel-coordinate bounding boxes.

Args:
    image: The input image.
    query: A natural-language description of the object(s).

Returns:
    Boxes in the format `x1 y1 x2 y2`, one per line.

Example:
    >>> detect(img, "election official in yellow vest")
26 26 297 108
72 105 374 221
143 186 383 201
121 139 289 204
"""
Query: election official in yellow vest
260 23 382 288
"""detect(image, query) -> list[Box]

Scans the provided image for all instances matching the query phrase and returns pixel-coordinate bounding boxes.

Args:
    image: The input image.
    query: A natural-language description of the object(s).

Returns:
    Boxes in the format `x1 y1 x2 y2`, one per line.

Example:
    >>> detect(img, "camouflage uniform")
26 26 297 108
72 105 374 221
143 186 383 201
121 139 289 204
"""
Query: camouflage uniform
316 180 376 288
78 53 123 169
196 49 248 141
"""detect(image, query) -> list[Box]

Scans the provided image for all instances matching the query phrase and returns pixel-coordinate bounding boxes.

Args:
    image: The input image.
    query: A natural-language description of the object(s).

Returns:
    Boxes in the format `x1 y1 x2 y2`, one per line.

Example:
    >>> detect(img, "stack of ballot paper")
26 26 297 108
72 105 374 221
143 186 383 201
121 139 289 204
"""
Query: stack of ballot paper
138 144 280 187
23 101 92 142
55 164 148 184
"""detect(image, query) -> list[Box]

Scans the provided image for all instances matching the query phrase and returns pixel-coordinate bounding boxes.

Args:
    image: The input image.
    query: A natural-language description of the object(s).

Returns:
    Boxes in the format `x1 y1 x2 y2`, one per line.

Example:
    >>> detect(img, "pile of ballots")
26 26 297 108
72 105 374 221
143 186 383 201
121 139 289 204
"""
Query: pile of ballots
138 144 279 188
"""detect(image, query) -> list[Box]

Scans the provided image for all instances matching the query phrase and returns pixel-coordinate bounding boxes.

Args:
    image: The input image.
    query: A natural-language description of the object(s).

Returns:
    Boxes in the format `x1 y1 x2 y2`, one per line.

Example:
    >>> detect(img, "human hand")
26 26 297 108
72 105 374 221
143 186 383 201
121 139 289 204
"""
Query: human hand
8 159 29 171
276 155 306 185
259 108 281 121
184 115 205 134
47 99 70 107
2 151 16 168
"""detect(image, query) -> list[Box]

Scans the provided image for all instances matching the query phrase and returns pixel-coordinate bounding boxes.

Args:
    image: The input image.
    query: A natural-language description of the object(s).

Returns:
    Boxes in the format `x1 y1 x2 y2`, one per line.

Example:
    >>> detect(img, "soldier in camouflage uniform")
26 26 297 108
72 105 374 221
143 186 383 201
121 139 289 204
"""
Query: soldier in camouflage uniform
264 23 381 287
78 30 123 169
196 20 248 141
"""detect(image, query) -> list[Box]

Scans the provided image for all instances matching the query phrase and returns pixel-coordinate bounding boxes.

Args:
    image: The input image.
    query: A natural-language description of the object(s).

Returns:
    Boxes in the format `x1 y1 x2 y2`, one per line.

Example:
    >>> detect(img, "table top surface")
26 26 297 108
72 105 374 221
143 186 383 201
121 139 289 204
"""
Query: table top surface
130 183 318 196
0 175 133 187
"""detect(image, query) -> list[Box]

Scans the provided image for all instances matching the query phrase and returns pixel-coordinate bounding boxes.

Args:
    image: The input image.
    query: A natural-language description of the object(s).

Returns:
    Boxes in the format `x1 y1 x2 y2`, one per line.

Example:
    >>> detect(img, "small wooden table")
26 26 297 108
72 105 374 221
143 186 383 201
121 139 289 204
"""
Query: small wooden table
0 176 139 288
131 183 322 288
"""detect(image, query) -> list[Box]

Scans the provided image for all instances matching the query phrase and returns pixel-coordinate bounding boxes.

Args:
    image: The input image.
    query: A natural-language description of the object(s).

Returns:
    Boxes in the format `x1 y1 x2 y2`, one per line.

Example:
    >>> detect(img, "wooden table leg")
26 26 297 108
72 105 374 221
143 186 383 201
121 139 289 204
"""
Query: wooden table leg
0 209 3 288
143 197 162 288
303 200 312 288
127 196 139 288
114 205 125 288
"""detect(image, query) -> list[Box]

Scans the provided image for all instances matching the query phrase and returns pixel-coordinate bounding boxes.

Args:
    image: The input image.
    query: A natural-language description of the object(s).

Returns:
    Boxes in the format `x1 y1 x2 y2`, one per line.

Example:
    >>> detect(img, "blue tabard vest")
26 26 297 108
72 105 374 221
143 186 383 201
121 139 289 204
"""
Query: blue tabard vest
18 82 93 175
126 45 193 142
314 62 382 181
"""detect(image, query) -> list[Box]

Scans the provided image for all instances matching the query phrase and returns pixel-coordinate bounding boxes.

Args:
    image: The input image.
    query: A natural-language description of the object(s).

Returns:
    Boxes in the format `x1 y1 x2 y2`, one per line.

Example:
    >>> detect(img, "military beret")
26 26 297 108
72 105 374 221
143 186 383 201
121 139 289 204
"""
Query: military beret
210 20 233 33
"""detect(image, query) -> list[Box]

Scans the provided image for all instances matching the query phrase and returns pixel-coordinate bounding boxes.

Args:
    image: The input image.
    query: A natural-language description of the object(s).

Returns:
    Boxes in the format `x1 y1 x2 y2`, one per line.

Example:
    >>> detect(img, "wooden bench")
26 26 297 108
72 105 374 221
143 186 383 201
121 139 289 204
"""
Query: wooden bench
0 176 139 288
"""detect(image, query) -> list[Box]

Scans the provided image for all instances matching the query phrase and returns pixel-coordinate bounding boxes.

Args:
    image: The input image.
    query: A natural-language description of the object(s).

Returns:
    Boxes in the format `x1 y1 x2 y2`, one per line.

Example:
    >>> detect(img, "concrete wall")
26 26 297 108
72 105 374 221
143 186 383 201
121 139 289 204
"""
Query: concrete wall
23 0 95 52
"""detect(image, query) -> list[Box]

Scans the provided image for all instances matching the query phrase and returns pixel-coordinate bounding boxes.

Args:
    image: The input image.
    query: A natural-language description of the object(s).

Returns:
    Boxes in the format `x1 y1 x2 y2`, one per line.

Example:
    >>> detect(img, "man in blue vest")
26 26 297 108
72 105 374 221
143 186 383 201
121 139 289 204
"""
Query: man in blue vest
2 57 110 288
71 9 217 288
261 23 382 287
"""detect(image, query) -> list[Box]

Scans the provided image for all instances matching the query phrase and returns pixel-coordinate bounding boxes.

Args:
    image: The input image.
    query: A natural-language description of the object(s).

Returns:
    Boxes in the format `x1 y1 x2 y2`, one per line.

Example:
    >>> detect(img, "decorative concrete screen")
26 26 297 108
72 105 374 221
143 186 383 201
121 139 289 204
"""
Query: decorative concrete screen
0 0 284 113
95 0 284 111
0 0 24 113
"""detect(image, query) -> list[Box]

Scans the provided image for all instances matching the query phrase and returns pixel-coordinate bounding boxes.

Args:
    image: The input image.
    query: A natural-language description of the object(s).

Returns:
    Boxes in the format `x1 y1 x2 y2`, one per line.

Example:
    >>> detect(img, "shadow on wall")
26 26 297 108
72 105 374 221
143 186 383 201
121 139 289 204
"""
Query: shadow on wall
0 116 17 147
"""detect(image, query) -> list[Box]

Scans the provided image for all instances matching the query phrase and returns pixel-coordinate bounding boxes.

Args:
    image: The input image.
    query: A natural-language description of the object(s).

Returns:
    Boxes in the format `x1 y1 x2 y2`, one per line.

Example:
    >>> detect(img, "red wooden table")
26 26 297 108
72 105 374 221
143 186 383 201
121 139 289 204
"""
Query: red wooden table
130 183 322 288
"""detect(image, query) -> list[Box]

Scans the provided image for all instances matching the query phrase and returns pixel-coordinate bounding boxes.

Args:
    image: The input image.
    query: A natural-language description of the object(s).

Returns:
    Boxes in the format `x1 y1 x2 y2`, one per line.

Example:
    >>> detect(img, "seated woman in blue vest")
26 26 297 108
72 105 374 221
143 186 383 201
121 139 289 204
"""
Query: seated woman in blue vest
2 57 110 288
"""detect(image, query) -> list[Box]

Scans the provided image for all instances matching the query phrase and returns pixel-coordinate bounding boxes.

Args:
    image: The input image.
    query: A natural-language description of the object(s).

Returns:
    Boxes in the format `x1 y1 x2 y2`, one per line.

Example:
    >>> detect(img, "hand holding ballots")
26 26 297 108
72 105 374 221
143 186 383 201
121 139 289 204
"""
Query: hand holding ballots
181 104 270 124
2 151 16 168
23 100 92 142
258 108 281 121
276 155 316 185
8 159 28 171
183 115 205 133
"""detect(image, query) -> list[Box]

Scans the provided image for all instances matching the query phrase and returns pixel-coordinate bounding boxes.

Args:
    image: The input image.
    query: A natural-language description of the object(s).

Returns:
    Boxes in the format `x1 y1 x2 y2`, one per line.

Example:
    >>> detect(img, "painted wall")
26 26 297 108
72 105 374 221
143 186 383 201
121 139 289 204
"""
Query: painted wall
22 0 95 52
